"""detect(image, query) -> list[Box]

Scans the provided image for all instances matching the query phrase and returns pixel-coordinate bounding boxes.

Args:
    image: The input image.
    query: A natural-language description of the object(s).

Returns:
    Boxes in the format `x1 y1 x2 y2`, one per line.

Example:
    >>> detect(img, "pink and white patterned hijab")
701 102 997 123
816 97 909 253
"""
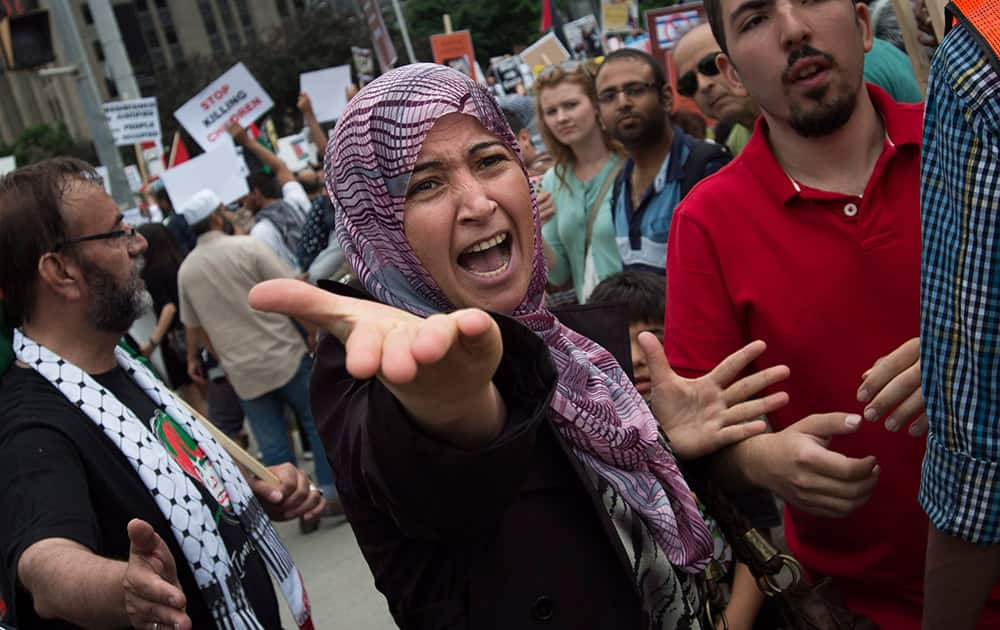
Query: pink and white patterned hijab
326 64 712 574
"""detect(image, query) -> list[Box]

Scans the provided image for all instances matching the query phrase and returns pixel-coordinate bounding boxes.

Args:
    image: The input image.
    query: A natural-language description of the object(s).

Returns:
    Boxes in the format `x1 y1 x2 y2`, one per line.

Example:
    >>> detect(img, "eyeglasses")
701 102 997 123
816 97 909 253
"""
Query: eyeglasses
596 82 661 105
537 60 595 81
676 52 722 98
53 225 139 252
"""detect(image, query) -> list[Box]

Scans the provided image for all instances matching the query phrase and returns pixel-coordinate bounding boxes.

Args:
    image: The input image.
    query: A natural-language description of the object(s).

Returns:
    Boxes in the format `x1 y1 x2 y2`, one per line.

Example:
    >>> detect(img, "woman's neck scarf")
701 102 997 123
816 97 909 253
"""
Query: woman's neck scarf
325 64 713 616
13 329 313 630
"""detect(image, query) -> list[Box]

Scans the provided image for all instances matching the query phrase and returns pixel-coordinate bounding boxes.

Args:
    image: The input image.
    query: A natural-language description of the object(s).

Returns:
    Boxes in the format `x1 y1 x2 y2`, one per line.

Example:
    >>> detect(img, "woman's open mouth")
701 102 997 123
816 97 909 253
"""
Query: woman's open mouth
457 231 512 278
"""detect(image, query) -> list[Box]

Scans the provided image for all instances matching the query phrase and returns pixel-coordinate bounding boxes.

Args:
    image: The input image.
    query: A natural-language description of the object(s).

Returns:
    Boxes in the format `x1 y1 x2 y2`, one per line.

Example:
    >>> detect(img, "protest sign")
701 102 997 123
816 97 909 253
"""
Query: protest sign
645 4 703 53
161 142 249 207
360 0 397 73
563 15 603 58
352 46 375 86
103 97 161 147
431 31 476 79
276 133 319 172
520 32 571 71
0 155 15 176
490 55 531 94
94 166 113 195
124 165 143 192
602 0 639 32
173 63 273 151
300 65 352 123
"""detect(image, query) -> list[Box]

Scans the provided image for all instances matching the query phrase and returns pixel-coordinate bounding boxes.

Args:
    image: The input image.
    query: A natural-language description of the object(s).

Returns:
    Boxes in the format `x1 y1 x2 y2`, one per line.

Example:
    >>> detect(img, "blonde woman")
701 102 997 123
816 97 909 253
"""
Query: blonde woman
537 61 625 304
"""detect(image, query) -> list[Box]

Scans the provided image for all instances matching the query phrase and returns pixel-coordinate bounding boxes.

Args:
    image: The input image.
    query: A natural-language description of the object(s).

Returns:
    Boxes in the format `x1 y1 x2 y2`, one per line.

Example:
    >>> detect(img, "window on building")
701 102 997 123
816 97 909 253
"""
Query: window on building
81 3 93 24
198 1 219 35
92 41 104 62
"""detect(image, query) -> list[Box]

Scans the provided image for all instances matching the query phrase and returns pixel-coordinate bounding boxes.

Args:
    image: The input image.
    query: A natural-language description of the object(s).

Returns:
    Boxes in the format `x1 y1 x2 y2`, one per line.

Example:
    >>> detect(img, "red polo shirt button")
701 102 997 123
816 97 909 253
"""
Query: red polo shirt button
843 202 859 217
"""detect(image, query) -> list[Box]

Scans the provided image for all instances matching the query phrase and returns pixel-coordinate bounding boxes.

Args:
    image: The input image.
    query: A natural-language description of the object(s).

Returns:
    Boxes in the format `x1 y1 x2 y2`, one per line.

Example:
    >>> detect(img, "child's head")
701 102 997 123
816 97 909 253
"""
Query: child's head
588 271 666 401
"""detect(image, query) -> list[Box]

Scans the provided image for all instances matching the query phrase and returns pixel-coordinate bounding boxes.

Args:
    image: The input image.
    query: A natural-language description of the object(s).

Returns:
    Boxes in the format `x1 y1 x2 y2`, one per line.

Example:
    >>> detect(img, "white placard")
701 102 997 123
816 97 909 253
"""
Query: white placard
103 97 161 147
94 166 113 195
520 32 571 70
160 143 249 208
124 164 143 192
300 65 352 123
276 133 318 172
173 62 274 151
0 155 16 175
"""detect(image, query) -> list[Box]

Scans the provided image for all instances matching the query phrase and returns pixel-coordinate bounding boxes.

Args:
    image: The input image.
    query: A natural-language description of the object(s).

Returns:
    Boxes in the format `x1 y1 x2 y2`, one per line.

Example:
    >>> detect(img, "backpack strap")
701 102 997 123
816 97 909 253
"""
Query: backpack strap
681 141 731 198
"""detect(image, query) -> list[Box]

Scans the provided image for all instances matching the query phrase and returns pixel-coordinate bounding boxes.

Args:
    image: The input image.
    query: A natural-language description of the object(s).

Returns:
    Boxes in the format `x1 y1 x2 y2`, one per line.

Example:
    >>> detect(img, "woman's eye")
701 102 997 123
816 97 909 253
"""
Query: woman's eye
741 14 766 31
408 179 438 196
479 154 506 169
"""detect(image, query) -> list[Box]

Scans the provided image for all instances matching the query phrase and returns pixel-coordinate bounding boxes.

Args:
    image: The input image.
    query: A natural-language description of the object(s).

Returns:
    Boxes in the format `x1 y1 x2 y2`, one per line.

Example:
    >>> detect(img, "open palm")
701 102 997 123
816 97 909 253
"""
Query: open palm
639 335 790 460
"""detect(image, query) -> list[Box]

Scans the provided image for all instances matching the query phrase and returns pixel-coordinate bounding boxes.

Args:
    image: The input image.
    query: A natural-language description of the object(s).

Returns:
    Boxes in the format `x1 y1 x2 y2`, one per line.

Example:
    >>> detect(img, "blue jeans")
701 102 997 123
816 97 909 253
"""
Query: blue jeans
239 354 336 497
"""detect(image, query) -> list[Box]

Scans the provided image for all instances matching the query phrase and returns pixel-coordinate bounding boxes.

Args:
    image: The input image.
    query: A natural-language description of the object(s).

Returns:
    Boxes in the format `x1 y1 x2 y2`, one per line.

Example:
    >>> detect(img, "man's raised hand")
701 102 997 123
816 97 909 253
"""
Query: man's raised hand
639 335 789 460
123 519 190 630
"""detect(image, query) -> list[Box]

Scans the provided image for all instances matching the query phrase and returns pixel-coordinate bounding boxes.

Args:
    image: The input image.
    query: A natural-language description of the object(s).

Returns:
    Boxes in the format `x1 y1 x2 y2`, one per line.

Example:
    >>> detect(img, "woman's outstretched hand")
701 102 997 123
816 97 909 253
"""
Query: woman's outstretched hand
639 335 790 460
249 279 506 448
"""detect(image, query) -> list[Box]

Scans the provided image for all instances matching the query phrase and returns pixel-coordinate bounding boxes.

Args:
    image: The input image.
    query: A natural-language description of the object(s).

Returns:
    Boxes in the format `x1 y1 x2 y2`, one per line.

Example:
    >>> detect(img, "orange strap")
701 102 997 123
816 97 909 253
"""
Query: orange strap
950 0 1000 57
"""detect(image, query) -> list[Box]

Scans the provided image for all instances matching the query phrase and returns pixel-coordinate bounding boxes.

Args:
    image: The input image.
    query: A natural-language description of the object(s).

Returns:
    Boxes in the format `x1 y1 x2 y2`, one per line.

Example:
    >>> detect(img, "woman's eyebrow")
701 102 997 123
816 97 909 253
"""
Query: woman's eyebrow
467 141 504 156
412 160 444 175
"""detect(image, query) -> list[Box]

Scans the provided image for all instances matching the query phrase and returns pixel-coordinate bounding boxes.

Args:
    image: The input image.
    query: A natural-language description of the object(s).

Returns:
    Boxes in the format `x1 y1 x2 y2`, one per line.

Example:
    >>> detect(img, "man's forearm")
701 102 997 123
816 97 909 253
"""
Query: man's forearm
235 134 293 185
305 113 326 157
709 432 769 493
18 538 130 628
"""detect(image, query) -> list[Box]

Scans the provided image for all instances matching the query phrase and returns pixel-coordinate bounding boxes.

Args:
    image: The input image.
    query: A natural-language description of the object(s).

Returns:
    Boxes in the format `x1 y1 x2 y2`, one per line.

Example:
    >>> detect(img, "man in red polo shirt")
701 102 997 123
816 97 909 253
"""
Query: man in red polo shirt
662 0 1000 626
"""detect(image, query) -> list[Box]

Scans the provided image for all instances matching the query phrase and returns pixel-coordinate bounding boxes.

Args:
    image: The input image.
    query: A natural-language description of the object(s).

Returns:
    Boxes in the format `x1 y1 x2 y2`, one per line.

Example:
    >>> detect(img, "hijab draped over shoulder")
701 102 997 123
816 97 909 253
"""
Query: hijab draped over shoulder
325 63 712 573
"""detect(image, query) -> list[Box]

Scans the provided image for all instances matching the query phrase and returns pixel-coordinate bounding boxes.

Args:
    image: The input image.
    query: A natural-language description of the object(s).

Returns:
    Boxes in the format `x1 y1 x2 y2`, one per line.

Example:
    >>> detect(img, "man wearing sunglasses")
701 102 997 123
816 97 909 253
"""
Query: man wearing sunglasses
674 23 760 155
0 159 324 629
595 48 731 275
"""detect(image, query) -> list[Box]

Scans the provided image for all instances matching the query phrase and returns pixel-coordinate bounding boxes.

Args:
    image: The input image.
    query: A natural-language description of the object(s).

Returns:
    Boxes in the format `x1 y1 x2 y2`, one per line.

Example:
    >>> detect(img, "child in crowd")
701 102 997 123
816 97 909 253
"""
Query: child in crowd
589 270 765 630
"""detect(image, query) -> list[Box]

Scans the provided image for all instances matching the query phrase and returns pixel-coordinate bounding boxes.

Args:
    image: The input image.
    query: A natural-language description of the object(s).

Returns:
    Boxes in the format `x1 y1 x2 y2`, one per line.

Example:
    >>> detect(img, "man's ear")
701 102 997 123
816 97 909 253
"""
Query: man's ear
660 82 674 114
37 252 84 302
855 2 874 54
716 54 747 96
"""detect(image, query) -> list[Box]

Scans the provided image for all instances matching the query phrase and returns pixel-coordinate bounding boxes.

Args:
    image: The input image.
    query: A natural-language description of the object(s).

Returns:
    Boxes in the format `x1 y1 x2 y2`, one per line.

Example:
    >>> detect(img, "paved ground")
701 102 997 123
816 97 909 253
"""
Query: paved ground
275 514 396 630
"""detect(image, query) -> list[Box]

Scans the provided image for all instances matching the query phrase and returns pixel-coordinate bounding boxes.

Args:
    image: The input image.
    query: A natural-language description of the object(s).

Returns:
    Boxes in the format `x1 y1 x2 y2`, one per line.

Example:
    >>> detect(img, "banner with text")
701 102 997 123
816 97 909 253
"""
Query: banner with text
431 31 476 79
103 97 162 147
173 63 274 151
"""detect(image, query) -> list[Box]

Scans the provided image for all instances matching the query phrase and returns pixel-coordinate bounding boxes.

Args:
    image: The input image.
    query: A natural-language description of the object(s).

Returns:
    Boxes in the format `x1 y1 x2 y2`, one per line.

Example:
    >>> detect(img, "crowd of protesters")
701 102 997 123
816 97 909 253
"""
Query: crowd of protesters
0 0 998 628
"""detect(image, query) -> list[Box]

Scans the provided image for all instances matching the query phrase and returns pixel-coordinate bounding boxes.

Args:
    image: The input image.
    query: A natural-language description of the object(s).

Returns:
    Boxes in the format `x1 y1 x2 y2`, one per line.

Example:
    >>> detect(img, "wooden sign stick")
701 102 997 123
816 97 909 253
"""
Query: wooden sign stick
891 0 931 96
179 398 281 484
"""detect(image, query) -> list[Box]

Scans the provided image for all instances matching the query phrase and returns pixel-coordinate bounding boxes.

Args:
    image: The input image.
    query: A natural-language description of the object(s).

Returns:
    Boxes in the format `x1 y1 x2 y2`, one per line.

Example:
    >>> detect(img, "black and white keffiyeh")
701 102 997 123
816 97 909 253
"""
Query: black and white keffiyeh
14 329 313 630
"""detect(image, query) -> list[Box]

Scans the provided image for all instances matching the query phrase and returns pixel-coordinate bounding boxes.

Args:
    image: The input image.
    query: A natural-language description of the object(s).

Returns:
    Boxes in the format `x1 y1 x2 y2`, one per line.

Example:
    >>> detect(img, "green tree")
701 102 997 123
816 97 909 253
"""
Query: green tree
404 0 544 67
0 123 97 167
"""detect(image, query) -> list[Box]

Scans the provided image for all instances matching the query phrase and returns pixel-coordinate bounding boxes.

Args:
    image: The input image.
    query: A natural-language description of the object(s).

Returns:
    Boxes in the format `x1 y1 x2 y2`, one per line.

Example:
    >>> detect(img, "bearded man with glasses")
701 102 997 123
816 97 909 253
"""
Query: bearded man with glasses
595 48 731 275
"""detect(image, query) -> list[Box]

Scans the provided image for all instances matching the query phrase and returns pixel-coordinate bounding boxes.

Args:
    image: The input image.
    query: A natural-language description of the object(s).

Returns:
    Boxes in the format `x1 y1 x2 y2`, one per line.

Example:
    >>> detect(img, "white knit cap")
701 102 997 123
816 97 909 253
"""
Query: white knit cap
179 189 222 224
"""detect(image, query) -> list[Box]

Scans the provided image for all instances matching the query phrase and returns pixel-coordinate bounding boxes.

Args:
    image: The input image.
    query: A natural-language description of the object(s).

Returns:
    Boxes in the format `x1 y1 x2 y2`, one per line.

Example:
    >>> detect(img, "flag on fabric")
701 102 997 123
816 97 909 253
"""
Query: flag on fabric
168 131 190 168
541 0 553 32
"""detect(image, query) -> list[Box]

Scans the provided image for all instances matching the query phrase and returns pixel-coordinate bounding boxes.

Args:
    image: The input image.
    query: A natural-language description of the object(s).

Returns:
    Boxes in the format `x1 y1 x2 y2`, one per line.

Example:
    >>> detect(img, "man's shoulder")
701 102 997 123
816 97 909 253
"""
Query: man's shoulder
674 149 756 219
0 367 76 437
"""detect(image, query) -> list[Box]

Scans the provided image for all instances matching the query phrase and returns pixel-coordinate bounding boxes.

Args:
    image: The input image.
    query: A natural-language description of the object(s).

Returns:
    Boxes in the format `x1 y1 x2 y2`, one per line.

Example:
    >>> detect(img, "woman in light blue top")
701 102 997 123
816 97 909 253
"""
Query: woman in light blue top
536 62 625 304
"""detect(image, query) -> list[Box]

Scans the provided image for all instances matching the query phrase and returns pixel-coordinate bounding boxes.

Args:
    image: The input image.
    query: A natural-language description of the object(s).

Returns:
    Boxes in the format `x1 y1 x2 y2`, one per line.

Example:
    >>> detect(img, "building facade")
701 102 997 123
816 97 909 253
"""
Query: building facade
0 0 309 144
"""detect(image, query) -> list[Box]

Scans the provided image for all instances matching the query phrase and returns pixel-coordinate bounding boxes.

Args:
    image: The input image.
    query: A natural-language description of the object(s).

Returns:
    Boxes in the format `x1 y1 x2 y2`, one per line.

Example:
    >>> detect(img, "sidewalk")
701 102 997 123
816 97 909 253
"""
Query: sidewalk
275 515 396 629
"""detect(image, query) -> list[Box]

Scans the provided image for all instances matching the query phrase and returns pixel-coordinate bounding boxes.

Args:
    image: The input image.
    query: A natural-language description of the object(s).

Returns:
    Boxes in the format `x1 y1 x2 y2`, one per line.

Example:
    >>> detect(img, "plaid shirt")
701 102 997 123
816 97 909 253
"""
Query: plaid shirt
919 21 1000 543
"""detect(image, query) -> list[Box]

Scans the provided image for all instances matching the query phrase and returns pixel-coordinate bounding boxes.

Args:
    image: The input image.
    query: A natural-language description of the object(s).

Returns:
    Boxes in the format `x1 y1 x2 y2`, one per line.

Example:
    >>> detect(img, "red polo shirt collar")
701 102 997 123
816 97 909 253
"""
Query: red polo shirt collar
740 83 923 205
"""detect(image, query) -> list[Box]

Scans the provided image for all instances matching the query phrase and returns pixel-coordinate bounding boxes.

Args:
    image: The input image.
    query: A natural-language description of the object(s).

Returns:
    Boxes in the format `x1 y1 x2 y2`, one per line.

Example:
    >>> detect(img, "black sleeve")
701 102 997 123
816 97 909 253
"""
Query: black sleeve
0 423 101 625
311 312 557 542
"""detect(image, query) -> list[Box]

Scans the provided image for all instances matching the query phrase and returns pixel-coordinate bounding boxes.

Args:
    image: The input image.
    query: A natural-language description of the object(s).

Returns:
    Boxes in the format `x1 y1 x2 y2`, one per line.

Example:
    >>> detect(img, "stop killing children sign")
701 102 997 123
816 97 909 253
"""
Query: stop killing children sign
173 62 274 151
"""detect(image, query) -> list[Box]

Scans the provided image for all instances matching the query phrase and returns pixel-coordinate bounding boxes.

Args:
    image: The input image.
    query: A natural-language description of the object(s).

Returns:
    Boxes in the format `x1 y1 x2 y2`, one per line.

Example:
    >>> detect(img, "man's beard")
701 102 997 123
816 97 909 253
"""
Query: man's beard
783 45 858 138
788 84 857 137
614 110 667 150
80 257 148 333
